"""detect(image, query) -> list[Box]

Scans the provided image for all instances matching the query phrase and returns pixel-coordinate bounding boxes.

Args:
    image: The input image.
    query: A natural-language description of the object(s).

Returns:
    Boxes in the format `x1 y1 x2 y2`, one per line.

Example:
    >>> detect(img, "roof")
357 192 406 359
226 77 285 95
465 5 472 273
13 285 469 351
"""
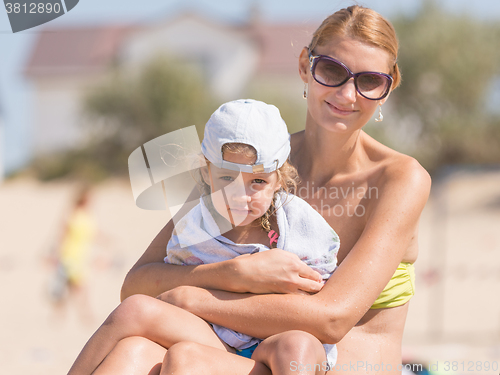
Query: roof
252 22 317 75
24 24 136 77
24 15 319 79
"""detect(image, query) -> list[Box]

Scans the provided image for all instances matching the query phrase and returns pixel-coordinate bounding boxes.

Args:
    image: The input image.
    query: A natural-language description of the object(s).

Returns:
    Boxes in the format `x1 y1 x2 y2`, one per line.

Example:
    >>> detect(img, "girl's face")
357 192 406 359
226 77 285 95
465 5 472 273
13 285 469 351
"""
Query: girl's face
204 151 281 227
299 36 393 133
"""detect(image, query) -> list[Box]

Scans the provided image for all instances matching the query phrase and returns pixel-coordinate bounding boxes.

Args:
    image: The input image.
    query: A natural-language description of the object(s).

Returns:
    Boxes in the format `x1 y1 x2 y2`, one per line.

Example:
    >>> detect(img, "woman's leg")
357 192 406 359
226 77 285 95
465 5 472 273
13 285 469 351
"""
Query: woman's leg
160 341 272 375
92 336 165 375
68 294 230 375
252 330 327 375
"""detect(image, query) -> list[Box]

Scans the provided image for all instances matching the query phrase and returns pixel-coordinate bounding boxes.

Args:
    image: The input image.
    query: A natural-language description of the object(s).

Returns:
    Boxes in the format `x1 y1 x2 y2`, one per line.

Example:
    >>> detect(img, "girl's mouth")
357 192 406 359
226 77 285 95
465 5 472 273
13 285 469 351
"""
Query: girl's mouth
228 208 250 215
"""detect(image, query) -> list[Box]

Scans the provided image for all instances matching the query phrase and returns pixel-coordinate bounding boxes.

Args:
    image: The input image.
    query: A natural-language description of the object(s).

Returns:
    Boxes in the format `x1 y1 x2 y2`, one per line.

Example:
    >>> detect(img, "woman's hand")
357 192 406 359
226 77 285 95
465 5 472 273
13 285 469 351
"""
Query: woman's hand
157 286 203 311
230 249 324 295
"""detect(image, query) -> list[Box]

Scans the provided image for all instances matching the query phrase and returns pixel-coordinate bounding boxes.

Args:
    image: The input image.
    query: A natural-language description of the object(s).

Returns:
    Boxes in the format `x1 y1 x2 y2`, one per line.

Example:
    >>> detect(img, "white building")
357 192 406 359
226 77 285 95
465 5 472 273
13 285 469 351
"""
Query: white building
24 24 134 155
121 13 259 99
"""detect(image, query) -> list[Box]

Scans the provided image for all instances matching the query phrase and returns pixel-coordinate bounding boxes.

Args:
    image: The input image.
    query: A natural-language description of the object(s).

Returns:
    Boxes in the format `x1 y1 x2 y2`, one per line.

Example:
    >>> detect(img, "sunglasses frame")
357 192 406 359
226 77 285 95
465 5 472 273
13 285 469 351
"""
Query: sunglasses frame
308 52 393 101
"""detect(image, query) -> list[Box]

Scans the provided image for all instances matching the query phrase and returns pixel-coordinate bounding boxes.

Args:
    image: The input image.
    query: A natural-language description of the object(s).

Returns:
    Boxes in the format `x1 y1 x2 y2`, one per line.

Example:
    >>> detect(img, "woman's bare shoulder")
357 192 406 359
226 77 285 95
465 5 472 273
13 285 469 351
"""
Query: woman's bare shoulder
363 132 431 194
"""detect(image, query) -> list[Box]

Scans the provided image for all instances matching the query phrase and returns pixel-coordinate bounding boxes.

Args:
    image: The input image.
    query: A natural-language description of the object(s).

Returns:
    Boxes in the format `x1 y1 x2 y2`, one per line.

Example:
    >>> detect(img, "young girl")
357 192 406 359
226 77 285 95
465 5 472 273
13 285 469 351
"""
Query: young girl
67 99 340 375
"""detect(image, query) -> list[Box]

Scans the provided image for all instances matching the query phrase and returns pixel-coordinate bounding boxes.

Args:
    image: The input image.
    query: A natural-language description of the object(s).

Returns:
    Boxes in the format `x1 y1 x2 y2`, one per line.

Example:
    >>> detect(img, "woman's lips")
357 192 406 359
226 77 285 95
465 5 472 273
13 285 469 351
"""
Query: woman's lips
326 101 355 116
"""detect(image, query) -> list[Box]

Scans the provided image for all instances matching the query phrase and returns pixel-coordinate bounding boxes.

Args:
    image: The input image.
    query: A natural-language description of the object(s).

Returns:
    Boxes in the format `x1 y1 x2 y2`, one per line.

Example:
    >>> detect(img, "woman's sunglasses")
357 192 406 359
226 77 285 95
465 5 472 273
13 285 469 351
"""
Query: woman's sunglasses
308 52 393 100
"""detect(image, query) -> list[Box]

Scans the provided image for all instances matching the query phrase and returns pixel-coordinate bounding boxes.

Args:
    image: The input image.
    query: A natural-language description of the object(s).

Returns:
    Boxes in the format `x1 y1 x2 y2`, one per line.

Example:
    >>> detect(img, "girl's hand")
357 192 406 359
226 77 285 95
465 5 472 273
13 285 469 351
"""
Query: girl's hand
231 249 324 295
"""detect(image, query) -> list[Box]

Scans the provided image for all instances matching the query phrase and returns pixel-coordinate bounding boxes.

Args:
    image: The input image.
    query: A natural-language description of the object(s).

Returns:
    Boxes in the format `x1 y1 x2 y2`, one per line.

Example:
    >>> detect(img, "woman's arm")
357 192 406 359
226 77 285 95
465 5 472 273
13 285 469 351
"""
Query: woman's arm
121 219 324 300
159 158 432 343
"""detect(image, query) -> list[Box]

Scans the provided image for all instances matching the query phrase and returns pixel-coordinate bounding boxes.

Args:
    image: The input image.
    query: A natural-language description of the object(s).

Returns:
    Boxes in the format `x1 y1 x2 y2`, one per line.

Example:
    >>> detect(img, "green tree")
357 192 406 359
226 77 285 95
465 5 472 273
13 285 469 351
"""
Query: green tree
365 0 500 172
83 56 216 175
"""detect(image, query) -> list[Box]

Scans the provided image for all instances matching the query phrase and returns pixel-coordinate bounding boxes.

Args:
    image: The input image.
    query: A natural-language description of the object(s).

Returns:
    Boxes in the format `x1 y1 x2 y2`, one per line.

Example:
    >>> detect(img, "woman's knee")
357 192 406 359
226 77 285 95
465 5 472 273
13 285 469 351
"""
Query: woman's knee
162 342 207 374
105 294 158 328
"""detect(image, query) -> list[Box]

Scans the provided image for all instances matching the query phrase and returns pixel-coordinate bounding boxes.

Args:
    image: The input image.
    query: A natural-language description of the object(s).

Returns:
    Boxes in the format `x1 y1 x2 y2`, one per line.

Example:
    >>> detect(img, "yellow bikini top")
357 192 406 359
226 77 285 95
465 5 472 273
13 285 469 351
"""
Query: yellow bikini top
370 262 415 310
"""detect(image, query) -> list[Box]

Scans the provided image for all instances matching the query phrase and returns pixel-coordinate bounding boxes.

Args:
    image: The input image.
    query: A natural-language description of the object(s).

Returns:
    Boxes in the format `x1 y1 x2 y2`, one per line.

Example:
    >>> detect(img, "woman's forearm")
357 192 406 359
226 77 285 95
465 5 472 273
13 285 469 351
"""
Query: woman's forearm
121 258 243 300
161 286 348 344
121 251 323 300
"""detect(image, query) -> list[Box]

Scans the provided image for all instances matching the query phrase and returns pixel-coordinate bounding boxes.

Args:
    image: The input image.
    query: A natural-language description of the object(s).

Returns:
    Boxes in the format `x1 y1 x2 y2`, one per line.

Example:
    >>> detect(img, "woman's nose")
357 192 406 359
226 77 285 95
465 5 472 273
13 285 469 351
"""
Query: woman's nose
337 78 357 102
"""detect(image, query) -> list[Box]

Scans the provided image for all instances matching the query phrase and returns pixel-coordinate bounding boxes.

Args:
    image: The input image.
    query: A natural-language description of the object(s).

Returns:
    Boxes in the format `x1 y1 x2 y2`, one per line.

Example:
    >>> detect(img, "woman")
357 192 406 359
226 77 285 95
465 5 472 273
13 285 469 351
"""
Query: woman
94 5 431 375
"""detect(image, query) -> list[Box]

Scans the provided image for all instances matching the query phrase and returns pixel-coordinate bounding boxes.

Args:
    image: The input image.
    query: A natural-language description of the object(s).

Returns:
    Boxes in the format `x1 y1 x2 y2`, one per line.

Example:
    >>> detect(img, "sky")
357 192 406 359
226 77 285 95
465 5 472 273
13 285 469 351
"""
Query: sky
0 0 500 175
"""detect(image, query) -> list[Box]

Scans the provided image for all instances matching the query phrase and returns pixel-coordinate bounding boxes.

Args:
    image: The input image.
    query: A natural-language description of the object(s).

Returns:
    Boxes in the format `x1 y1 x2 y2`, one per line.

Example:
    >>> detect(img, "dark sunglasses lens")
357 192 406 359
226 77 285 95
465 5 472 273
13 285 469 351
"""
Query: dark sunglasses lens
357 73 390 99
313 58 348 87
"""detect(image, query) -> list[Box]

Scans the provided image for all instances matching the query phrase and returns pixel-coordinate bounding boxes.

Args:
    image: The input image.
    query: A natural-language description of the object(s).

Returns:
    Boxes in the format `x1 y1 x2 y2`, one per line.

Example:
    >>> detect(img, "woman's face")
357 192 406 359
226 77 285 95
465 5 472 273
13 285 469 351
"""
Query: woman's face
204 151 281 227
300 36 393 134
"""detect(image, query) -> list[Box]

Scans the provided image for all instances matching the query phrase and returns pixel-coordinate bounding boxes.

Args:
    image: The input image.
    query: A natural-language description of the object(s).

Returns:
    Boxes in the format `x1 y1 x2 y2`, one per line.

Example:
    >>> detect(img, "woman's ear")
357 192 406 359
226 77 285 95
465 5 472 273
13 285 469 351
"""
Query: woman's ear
298 47 310 84
379 92 390 106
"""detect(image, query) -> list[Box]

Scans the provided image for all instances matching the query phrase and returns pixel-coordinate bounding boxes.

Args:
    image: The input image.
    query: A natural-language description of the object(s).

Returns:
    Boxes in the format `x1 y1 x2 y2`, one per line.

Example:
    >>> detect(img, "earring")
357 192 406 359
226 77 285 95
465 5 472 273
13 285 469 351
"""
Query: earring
303 83 308 99
375 104 383 122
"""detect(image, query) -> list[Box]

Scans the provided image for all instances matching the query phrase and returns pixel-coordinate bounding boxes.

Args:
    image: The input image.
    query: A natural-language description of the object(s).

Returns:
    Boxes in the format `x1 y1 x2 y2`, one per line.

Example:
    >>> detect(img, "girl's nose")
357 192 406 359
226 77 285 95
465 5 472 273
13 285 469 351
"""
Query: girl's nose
231 192 252 204
224 182 251 201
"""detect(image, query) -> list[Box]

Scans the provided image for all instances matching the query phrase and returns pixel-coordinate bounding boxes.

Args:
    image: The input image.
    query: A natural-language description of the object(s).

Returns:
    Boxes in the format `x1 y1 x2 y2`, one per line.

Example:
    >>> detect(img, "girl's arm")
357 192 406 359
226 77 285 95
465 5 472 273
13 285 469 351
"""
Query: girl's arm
158 159 432 344
120 219 324 300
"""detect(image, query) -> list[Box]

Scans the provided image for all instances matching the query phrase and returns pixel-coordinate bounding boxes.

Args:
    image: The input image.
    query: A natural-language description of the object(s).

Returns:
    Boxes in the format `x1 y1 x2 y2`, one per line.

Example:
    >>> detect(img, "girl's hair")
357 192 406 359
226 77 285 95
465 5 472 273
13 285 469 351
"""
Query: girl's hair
308 5 401 89
196 143 299 234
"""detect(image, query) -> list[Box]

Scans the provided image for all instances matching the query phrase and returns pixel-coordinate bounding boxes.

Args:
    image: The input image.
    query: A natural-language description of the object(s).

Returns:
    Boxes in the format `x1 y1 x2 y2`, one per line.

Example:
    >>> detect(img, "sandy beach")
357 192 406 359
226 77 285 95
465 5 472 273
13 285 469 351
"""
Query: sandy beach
1 170 499 374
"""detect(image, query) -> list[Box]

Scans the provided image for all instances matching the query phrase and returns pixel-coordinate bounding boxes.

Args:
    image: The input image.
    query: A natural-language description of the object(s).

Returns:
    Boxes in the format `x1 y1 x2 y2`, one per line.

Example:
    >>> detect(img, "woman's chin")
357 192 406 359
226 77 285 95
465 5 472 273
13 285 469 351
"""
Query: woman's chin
315 119 351 134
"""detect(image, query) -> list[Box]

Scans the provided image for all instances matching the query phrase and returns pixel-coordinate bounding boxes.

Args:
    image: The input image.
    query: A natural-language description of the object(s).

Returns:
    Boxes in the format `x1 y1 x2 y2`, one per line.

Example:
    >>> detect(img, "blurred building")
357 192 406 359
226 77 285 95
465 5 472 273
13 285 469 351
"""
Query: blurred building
24 11 315 156
24 24 134 155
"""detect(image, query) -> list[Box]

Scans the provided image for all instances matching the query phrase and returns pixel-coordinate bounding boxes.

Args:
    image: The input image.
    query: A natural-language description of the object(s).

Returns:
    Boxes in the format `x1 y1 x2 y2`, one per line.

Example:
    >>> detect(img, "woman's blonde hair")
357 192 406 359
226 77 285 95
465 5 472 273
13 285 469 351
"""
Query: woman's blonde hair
196 143 298 235
309 5 401 89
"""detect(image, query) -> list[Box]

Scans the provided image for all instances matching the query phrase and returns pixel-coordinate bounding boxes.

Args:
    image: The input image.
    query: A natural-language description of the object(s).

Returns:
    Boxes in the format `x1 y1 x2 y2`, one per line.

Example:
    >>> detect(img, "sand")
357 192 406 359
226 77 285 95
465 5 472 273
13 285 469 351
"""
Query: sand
0 170 499 374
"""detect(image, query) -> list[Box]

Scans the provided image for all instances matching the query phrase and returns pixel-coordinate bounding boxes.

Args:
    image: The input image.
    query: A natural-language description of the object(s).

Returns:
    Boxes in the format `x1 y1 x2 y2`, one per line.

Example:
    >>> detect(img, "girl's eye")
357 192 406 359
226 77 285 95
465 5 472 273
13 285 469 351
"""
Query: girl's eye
252 179 266 184
220 176 234 181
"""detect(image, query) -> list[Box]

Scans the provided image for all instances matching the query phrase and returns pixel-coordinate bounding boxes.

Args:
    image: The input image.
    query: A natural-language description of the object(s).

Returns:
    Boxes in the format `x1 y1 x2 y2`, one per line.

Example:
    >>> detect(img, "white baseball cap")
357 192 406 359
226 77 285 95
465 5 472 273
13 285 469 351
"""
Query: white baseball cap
201 99 291 173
